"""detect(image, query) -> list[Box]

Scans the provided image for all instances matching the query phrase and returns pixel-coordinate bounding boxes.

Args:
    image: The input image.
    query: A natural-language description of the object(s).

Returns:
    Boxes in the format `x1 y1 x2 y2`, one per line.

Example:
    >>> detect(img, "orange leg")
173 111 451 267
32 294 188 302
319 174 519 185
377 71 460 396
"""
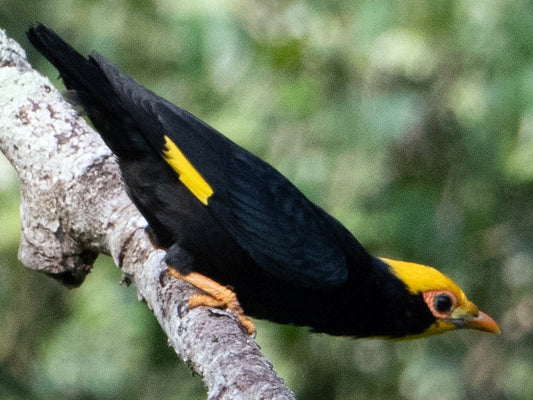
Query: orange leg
166 268 255 336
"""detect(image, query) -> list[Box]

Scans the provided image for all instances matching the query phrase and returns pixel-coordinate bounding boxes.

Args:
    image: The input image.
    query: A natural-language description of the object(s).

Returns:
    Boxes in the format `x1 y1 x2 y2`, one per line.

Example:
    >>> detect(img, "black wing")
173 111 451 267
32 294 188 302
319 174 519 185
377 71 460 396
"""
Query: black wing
28 24 358 290
93 53 356 289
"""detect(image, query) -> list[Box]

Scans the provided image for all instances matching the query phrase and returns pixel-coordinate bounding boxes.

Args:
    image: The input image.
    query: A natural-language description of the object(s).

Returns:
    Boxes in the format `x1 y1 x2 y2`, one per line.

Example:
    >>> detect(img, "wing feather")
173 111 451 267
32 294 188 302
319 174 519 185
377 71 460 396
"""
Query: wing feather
95 54 350 289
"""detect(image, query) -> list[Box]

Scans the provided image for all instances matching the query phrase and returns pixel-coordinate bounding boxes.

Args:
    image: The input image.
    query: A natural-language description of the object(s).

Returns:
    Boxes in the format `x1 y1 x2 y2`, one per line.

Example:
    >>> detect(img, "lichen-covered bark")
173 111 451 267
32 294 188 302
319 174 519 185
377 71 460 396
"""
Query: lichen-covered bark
0 28 294 400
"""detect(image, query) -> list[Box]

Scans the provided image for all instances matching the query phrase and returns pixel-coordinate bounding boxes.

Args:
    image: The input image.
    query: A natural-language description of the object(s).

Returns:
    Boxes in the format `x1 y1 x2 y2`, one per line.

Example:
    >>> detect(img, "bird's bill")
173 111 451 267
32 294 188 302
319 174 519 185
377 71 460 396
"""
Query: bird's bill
454 309 500 334
449 300 500 334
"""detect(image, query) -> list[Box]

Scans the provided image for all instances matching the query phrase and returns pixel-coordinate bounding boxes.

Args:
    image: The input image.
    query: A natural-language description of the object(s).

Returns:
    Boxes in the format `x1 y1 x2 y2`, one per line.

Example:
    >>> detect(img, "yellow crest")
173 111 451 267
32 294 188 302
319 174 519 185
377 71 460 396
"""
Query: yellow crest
381 258 467 303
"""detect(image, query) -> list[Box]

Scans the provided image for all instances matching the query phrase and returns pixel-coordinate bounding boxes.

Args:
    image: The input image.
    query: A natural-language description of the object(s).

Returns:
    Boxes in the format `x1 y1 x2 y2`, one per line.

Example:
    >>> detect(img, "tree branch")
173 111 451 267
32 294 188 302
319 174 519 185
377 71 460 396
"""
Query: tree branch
0 28 294 400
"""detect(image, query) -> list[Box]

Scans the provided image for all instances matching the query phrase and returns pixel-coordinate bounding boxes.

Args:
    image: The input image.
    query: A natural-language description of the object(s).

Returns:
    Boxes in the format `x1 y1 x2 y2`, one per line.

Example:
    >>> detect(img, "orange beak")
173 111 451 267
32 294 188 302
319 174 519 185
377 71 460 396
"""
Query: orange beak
459 310 500 334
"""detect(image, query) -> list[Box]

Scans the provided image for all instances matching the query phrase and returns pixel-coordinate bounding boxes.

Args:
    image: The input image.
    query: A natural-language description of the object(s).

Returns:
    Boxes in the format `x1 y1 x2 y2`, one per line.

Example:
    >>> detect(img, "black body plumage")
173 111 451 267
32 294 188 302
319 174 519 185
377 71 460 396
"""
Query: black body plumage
27 24 435 337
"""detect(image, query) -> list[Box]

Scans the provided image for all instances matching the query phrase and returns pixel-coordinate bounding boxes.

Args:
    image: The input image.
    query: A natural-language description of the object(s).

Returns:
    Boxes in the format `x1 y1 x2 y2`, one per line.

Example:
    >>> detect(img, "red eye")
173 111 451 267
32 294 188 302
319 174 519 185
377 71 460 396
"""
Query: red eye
423 290 457 318
434 294 453 313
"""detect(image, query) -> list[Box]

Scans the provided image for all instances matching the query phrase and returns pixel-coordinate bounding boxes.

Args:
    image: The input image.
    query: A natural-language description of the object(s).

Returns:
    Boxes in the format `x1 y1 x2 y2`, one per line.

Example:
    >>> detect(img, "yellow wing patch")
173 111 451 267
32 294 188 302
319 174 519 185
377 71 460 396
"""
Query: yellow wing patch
162 135 213 205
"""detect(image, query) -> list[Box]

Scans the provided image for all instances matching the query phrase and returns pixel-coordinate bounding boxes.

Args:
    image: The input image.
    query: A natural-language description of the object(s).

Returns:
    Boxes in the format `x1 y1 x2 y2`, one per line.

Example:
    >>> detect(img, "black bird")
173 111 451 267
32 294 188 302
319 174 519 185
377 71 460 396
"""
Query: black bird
27 24 499 338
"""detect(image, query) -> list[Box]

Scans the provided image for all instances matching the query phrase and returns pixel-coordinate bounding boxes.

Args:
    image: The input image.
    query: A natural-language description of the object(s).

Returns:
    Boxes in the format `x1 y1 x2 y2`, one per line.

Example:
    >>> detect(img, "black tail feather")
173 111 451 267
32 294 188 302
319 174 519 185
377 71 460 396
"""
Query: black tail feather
27 24 106 95
27 24 146 158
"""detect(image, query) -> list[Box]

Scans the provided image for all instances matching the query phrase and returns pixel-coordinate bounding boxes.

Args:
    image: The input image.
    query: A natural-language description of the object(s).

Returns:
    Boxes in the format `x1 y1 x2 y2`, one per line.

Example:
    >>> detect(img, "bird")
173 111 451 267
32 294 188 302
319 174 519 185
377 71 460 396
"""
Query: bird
27 24 500 339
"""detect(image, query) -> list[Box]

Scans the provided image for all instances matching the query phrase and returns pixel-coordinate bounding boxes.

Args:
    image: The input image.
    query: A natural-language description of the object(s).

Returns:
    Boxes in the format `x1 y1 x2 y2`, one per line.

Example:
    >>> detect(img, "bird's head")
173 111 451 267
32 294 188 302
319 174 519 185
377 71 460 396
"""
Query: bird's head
381 258 500 338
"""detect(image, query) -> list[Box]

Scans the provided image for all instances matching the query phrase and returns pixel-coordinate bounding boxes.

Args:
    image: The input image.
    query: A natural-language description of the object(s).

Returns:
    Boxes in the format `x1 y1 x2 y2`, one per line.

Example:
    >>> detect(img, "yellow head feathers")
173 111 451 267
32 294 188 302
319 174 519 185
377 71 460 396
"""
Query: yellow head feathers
381 258 467 301
381 257 500 337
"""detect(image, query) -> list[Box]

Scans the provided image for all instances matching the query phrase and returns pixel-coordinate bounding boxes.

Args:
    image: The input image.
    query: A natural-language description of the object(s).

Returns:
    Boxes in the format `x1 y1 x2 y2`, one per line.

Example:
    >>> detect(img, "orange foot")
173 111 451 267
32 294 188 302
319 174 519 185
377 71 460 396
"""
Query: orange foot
165 268 256 336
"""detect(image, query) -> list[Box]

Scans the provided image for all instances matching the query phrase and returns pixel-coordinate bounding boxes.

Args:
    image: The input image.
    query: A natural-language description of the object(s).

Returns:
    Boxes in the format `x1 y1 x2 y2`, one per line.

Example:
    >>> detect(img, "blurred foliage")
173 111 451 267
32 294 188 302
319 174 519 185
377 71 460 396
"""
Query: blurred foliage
0 0 532 399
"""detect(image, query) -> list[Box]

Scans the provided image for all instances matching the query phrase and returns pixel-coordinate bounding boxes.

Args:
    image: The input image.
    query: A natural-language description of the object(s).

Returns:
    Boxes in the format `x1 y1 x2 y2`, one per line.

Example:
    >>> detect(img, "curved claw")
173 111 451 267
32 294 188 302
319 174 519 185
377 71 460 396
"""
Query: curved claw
158 267 170 286
177 300 190 318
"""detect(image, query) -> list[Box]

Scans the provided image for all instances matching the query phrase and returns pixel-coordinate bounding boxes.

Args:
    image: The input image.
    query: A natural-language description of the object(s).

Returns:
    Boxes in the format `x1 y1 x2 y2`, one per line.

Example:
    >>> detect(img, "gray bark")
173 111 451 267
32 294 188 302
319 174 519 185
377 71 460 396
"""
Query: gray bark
0 28 295 400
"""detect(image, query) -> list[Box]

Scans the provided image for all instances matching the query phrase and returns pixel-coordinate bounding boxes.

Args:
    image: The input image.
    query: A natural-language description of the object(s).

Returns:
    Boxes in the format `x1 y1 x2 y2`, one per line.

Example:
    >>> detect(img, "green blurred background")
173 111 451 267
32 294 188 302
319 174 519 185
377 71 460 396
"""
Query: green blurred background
0 1 531 399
